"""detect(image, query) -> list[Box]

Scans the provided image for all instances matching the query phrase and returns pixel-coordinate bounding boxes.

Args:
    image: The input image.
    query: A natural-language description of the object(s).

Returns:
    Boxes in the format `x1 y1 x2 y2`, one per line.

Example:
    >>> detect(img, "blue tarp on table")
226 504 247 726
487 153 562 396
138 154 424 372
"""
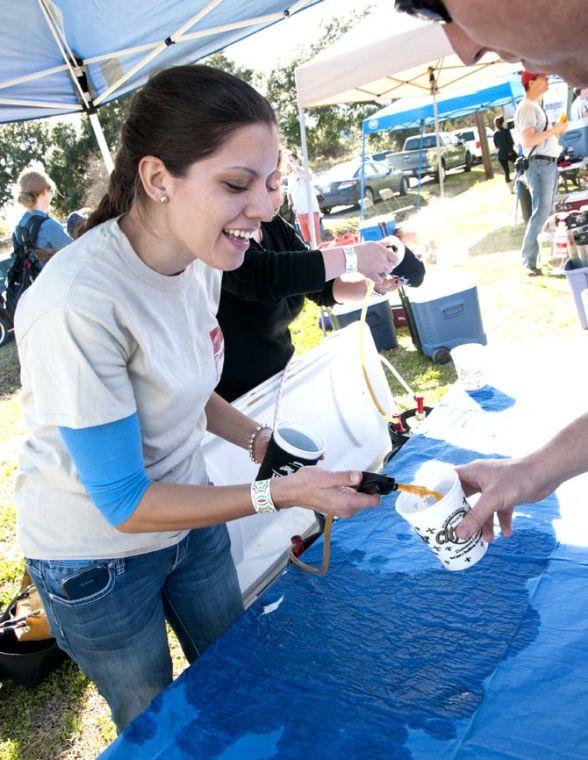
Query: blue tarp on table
102 385 588 759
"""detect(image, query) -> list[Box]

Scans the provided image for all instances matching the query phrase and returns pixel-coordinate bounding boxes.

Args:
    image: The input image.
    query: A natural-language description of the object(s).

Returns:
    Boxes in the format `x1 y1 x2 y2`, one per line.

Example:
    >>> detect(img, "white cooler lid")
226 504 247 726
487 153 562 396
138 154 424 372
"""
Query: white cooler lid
407 274 477 304
332 293 389 316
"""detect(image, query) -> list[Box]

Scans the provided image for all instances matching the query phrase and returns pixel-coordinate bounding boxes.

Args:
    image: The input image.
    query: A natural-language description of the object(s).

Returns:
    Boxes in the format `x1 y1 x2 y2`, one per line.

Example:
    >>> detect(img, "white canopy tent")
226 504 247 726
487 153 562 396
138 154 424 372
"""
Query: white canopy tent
294 5 520 210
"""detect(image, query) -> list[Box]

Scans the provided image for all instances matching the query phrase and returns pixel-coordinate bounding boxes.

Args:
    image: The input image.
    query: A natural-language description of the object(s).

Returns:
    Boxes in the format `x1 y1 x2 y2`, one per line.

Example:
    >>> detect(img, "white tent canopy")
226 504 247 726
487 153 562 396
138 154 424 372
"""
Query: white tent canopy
295 6 519 108
294 5 520 203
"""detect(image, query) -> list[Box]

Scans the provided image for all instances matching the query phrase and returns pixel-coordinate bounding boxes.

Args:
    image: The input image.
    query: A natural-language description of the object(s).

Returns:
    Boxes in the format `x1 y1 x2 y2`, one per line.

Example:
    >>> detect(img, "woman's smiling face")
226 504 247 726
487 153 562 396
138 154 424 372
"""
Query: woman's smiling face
165 122 280 271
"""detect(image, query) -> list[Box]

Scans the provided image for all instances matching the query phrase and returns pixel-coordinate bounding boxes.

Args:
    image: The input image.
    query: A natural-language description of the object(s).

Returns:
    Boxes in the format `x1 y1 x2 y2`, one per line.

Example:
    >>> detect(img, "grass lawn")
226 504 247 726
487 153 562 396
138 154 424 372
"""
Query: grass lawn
0 164 580 759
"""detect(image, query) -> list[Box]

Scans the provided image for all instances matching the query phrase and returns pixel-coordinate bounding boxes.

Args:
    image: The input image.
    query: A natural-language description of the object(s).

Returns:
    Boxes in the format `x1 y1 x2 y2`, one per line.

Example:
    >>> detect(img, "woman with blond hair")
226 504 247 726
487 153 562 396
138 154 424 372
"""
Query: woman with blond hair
5 167 72 316
13 166 72 253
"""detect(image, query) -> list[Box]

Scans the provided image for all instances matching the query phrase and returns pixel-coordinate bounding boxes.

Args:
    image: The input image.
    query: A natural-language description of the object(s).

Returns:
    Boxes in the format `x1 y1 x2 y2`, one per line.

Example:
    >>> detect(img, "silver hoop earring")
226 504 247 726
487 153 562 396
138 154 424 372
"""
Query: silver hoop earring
160 195 169 204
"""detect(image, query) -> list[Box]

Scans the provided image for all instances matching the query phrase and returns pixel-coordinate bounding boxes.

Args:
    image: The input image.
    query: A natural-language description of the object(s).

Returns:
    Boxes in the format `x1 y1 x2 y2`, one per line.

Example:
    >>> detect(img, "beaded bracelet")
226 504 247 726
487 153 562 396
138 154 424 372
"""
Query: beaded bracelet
250 479 277 514
247 424 272 464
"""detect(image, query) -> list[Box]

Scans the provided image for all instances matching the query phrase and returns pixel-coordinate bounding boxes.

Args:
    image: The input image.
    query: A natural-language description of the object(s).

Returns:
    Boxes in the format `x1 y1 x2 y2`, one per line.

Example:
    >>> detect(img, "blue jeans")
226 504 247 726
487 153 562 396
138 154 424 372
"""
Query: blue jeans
26 526 243 732
521 158 558 268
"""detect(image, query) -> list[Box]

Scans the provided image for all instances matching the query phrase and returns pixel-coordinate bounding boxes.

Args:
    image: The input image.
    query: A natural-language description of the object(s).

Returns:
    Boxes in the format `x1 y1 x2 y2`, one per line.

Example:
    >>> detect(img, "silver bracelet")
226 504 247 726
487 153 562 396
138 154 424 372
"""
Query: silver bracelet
250 479 277 514
247 424 272 464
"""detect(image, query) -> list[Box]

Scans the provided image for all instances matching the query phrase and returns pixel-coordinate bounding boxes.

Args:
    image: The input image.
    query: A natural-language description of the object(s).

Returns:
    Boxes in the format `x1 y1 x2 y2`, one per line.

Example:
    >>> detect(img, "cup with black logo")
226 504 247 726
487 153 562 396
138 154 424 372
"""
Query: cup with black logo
257 421 325 480
395 465 487 571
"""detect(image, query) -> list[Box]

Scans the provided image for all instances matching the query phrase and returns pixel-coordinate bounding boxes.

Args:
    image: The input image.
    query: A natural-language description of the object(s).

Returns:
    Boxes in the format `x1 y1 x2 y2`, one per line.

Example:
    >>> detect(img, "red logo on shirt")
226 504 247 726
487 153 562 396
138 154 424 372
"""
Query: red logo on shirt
209 326 224 379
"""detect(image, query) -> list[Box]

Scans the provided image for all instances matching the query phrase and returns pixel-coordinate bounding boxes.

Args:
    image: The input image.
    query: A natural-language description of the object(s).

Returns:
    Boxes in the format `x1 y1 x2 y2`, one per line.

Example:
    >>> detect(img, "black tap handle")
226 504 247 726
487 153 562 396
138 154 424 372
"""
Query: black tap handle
357 471 398 495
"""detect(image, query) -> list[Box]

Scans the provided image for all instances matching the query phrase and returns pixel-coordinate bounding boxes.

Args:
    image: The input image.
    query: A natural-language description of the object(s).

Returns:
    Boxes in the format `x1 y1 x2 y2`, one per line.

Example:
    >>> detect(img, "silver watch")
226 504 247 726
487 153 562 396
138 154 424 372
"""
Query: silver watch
343 245 358 274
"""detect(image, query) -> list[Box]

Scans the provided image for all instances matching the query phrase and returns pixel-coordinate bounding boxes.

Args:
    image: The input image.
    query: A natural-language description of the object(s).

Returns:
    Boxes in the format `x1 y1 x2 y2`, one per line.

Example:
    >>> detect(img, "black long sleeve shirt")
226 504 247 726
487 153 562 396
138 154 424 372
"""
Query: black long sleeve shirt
216 215 424 401
493 127 515 161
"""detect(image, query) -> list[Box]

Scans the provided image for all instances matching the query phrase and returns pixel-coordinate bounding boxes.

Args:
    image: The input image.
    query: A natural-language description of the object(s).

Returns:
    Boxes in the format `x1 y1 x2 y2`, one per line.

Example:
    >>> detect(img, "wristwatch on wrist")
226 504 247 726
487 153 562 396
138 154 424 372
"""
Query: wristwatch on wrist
343 245 358 274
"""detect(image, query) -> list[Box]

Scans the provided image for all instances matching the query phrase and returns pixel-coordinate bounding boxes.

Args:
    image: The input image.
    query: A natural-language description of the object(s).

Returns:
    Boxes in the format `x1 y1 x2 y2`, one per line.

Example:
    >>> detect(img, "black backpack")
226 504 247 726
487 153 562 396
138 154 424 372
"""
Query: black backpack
4 215 46 318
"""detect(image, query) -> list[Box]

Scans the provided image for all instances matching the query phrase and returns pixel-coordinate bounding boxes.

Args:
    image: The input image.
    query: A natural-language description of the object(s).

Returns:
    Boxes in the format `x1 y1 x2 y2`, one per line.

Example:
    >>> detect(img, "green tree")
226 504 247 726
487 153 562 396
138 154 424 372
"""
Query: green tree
0 96 130 218
204 52 259 86
265 11 381 164
47 97 131 216
0 121 52 208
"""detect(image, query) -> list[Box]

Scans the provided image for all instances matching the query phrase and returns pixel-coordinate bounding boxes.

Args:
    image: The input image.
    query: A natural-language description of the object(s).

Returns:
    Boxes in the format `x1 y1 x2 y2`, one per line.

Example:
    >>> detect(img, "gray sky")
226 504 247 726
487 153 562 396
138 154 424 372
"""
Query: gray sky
228 0 377 73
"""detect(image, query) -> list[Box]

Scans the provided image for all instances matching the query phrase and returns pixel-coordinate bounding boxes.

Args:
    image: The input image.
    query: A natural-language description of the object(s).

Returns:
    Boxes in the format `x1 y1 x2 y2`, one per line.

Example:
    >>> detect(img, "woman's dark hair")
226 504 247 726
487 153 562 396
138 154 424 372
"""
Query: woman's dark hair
84 65 276 232
494 116 504 130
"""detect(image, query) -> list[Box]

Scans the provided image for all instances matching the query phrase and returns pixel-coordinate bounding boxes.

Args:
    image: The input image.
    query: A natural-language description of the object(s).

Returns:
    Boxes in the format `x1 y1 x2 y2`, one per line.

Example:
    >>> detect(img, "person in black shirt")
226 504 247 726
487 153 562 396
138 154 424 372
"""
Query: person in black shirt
216 171 425 402
493 116 516 191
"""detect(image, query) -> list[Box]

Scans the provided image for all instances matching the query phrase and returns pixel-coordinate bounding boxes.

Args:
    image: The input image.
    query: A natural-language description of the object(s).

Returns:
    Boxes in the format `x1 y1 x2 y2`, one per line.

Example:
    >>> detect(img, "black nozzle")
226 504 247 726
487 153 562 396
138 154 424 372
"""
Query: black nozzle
357 471 398 495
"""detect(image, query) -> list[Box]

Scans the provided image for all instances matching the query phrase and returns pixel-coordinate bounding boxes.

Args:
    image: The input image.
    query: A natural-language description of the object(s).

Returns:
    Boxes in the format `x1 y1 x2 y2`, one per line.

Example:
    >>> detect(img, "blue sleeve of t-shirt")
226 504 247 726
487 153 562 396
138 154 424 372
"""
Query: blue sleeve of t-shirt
59 413 152 527
37 218 72 250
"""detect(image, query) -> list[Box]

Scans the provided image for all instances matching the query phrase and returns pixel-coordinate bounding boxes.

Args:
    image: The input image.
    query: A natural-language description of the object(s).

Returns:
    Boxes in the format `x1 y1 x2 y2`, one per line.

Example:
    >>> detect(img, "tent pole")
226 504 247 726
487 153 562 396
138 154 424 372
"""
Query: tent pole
433 91 444 197
88 111 114 174
360 129 367 225
428 68 444 198
297 106 318 250
417 118 424 209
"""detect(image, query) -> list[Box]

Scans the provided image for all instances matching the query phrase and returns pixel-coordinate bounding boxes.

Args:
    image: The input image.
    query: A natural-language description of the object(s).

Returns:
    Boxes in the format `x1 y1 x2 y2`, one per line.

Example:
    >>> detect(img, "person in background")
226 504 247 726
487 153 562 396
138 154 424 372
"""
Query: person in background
66 208 90 239
13 166 72 255
216 160 425 402
14 65 381 734
286 151 322 245
493 116 516 192
571 88 588 121
515 72 567 276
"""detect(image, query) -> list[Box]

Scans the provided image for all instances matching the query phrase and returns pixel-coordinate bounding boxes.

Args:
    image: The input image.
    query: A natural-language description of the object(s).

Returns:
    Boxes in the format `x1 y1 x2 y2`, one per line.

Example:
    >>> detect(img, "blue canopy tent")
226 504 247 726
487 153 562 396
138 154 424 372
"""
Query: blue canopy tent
363 77 525 135
359 76 525 213
0 0 323 170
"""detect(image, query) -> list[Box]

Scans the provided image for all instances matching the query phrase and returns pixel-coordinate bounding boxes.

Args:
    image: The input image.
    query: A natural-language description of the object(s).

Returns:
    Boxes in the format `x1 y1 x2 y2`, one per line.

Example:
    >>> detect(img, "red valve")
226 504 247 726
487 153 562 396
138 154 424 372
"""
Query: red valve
290 535 304 557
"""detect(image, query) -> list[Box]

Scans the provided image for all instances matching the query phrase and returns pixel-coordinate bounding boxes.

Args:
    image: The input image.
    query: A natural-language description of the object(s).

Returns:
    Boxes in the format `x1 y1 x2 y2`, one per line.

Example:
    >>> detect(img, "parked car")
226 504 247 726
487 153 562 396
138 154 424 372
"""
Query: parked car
314 158 409 214
387 132 472 180
452 127 495 163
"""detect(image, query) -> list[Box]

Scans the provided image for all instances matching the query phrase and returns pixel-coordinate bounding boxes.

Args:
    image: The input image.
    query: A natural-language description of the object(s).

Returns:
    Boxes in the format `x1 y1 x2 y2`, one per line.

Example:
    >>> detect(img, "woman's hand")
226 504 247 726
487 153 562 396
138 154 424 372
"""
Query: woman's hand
355 241 402 284
374 277 401 296
270 466 380 518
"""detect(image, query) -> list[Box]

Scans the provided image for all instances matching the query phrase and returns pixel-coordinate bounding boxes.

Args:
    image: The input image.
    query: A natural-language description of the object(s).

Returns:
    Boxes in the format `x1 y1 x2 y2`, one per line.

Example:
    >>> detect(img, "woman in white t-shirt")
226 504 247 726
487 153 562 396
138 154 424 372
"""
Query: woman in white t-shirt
14 65 381 732
286 151 322 244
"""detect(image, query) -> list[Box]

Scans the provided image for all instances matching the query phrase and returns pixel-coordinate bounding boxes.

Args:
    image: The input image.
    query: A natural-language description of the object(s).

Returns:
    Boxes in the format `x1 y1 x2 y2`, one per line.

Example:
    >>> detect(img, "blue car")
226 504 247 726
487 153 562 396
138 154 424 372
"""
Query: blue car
314 158 409 214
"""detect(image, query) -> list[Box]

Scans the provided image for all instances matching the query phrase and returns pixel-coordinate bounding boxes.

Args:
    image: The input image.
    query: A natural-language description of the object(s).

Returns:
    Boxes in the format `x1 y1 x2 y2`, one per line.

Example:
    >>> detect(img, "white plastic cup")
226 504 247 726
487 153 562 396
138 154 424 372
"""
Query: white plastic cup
450 343 487 391
395 467 487 571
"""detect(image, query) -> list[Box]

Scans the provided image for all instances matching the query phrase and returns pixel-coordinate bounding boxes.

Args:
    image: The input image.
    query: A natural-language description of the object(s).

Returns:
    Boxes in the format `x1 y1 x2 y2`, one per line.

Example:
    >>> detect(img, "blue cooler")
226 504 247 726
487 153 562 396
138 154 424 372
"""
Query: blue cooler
560 119 588 159
360 214 397 241
320 296 397 351
405 278 486 363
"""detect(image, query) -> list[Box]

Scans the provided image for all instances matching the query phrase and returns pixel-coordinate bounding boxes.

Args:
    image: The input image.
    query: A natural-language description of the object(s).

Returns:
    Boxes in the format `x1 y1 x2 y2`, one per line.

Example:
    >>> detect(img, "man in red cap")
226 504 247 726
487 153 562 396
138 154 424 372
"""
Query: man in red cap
515 72 567 275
